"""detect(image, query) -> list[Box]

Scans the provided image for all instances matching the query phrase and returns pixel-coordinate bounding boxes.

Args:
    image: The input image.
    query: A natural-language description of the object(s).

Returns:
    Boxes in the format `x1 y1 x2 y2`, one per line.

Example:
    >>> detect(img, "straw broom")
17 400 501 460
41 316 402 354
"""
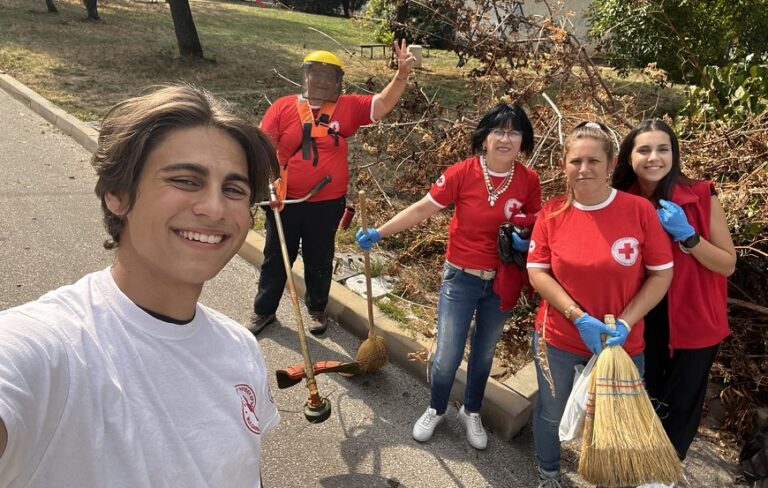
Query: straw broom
578 314 682 487
354 190 388 373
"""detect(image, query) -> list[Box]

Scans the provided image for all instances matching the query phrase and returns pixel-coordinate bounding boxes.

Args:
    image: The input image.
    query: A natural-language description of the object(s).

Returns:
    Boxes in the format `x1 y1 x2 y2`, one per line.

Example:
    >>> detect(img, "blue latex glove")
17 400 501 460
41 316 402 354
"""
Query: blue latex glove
573 313 618 355
605 319 630 347
355 228 382 251
511 232 531 252
657 199 694 241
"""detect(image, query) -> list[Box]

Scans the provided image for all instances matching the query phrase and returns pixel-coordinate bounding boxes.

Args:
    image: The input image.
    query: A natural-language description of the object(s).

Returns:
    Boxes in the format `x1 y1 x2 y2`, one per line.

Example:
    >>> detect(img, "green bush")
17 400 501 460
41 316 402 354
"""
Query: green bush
365 0 454 48
282 0 366 17
587 0 768 84
679 59 768 126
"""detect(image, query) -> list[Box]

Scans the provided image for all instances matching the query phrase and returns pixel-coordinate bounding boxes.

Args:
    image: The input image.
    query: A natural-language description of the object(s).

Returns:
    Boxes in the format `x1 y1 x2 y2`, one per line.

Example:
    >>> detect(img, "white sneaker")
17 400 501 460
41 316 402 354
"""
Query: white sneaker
412 407 445 442
457 405 488 450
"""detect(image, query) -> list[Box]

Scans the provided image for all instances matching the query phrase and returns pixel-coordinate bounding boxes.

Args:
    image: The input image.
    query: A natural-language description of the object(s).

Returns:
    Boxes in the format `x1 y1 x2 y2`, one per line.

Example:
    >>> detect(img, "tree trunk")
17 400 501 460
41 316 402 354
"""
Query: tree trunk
390 0 409 68
340 0 350 18
394 0 409 42
167 0 204 58
83 0 98 20
45 0 58 13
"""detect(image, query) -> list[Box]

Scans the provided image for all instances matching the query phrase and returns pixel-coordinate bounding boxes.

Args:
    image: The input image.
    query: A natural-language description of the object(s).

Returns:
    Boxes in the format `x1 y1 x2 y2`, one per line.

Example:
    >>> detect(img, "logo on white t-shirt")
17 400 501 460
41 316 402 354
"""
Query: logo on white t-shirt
436 175 446 187
611 237 639 266
235 384 262 435
504 198 523 220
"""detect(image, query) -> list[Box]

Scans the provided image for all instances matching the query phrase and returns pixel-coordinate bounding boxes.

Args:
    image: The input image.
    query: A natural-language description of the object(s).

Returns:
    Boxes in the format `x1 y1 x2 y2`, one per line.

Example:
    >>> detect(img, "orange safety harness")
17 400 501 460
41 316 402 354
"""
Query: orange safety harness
294 98 340 166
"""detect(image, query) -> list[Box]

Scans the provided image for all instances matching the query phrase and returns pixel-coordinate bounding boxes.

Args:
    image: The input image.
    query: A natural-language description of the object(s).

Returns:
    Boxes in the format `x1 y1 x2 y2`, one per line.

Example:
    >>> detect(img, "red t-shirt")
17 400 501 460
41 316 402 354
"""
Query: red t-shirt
428 156 542 269
260 94 374 201
527 189 673 357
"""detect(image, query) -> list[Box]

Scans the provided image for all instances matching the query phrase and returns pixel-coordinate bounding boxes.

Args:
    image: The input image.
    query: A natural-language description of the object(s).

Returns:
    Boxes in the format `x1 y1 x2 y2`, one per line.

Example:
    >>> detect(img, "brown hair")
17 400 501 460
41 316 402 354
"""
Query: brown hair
91 84 278 249
550 122 617 217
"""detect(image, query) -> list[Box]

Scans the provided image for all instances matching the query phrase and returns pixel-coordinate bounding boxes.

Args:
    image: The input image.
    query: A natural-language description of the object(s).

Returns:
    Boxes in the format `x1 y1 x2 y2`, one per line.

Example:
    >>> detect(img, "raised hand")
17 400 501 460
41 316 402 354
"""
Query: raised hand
392 39 416 78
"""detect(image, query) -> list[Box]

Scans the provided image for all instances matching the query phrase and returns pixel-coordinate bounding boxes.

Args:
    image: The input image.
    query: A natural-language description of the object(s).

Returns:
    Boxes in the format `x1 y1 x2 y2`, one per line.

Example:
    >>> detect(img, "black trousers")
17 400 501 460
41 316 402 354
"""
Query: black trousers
253 197 345 316
644 296 720 460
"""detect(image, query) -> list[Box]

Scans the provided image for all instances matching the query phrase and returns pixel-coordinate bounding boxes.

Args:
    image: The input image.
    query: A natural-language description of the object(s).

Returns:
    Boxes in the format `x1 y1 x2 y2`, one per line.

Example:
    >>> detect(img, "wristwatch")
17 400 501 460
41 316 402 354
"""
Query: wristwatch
680 233 701 250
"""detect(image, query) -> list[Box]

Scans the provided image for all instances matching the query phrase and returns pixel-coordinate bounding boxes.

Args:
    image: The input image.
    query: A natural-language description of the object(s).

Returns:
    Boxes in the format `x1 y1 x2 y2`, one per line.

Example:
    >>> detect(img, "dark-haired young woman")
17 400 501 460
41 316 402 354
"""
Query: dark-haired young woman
356 103 542 450
613 119 736 462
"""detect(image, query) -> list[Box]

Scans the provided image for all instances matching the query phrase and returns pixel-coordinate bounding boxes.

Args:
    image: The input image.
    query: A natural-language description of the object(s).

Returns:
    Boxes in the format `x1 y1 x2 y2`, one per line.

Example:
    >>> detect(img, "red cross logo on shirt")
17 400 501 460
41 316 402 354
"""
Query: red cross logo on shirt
611 237 640 267
504 198 524 220
618 242 634 260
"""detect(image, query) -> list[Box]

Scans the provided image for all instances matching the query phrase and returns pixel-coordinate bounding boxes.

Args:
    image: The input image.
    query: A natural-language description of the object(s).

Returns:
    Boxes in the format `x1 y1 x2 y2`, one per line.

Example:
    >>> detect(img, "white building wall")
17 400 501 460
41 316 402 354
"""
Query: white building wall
522 0 593 41
461 0 594 43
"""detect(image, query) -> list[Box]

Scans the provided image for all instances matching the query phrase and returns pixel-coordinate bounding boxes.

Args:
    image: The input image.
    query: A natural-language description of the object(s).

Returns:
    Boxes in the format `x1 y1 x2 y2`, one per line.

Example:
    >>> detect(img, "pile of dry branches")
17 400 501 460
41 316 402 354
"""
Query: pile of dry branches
352 0 767 439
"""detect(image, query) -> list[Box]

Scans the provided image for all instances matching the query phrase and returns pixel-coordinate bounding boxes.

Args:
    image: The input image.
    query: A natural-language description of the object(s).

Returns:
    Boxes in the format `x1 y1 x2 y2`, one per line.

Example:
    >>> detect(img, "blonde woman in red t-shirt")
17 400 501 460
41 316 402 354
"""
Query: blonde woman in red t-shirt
613 119 736 468
527 122 674 487
356 103 542 450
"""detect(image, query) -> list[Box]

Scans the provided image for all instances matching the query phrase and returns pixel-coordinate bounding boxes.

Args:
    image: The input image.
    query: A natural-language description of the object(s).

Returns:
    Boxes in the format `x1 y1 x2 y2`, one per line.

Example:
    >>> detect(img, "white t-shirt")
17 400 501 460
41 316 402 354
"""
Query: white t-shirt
0 268 279 488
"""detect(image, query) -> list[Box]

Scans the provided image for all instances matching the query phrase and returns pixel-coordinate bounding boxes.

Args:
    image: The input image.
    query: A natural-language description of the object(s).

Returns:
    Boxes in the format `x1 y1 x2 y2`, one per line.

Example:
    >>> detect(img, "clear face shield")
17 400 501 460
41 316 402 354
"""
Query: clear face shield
301 62 343 103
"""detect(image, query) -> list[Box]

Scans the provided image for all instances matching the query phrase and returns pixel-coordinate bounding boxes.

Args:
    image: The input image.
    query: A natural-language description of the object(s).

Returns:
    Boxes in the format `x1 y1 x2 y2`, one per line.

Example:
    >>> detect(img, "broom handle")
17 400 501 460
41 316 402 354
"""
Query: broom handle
358 190 377 340
603 314 616 349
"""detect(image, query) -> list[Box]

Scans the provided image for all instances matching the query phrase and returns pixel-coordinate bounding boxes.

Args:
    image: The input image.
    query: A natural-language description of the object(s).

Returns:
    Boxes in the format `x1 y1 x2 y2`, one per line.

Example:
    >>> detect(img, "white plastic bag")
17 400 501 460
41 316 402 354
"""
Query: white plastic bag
558 354 597 442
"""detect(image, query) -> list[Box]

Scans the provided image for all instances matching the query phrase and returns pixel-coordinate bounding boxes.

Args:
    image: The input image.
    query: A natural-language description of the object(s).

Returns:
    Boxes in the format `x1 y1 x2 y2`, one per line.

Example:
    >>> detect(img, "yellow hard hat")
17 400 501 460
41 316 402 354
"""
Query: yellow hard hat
303 50 343 69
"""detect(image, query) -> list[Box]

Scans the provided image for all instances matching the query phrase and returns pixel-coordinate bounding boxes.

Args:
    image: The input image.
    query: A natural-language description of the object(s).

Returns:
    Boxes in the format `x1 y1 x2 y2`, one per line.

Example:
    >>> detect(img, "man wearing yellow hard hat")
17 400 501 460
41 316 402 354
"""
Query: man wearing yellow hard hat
250 40 415 335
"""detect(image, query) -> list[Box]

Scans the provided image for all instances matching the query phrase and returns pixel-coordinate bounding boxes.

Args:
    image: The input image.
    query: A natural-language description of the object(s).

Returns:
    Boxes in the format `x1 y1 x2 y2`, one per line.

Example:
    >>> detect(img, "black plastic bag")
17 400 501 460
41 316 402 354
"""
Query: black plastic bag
741 426 768 486
497 223 530 269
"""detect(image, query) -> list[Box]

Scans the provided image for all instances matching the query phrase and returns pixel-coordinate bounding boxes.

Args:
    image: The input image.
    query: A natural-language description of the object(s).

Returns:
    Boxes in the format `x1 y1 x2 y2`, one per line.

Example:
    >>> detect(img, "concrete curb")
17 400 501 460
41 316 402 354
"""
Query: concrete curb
240 232 536 440
0 74 99 153
0 73 536 441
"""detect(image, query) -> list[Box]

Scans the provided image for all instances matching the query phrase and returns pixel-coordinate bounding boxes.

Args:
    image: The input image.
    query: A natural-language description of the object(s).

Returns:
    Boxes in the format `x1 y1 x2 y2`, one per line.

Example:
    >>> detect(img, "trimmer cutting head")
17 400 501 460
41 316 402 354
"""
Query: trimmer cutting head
304 397 332 423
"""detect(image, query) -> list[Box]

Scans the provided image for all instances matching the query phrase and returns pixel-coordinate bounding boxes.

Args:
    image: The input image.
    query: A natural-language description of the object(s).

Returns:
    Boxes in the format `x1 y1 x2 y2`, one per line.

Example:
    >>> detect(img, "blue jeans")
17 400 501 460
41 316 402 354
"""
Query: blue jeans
429 263 510 414
532 330 644 472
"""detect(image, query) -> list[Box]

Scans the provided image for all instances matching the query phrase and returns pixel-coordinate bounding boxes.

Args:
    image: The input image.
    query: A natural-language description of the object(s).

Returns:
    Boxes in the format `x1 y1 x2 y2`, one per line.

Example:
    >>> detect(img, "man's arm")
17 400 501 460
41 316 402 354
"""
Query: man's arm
372 39 415 121
1 416 7 457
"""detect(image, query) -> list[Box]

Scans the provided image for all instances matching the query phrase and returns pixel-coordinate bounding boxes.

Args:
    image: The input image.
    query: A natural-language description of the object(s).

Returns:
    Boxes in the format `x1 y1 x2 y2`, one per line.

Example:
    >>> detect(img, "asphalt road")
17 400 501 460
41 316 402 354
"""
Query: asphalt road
0 87 745 487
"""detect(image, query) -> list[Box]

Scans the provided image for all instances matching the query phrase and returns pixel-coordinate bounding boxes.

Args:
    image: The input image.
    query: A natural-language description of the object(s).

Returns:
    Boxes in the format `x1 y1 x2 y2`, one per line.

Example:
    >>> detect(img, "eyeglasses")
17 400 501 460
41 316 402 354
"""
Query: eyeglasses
489 128 523 139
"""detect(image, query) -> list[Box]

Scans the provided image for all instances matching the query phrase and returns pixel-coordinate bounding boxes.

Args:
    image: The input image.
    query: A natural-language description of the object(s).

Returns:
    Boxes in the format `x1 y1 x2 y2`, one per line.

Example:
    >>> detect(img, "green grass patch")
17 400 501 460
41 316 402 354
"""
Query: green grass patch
0 0 468 119
376 297 409 324
250 207 266 231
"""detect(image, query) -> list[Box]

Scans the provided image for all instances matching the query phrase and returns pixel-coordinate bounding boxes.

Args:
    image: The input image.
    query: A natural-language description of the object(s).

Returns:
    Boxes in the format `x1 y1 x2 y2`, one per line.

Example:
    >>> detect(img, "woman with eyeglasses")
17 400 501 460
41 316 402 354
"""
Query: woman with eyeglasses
526 122 674 487
612 119 736 467
356 103 542 450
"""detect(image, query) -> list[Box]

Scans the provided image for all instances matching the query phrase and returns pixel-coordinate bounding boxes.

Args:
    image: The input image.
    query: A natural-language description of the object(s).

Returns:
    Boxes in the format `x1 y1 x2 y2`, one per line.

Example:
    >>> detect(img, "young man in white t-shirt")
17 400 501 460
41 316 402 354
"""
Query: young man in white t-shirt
0 85 281 487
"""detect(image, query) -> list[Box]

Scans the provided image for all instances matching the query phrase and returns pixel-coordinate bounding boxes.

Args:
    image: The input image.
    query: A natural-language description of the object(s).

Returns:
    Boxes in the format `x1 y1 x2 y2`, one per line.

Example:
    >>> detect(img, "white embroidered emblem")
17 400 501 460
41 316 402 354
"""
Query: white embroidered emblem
504 198 523 220
436 175 446 187
328 121 340 132
235 384 261 435
611 237 639 266
528 240 536 253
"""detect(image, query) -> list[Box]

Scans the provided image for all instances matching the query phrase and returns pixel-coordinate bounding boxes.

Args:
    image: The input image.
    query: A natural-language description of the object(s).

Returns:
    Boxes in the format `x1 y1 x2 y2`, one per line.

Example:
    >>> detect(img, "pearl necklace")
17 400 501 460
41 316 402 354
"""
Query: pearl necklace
480 156 515 206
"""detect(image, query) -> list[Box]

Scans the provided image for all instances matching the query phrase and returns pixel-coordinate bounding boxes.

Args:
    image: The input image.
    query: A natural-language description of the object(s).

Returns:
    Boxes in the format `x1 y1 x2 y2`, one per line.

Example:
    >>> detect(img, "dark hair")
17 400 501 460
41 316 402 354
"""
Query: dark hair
612 118 694 203
92 84 279 249
471 103 535 156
